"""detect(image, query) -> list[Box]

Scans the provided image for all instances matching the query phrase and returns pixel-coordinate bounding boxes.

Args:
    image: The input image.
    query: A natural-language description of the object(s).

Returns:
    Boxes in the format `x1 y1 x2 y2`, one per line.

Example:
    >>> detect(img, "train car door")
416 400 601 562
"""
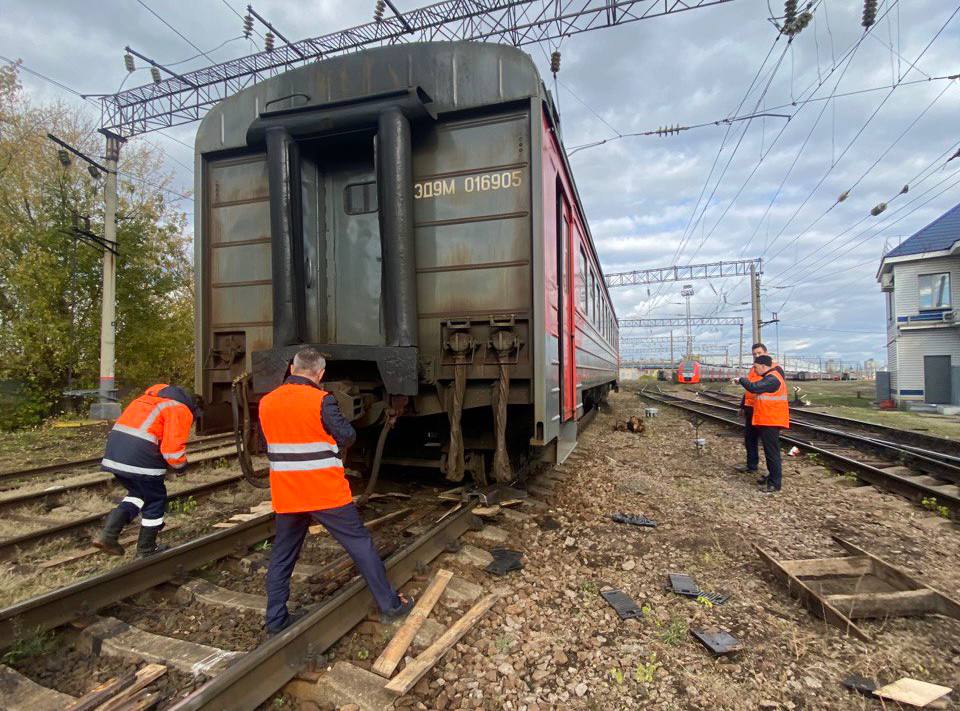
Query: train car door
558 200 577 422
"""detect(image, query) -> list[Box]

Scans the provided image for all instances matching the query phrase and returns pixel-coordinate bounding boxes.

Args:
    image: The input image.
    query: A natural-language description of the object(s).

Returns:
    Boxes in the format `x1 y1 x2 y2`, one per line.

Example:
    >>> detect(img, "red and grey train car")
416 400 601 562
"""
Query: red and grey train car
194 42 618 485
676 360 746 384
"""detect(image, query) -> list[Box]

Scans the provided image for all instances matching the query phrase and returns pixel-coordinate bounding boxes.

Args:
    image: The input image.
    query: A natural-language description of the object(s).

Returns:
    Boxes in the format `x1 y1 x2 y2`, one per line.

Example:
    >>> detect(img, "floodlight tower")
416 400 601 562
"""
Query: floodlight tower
680 284 694 358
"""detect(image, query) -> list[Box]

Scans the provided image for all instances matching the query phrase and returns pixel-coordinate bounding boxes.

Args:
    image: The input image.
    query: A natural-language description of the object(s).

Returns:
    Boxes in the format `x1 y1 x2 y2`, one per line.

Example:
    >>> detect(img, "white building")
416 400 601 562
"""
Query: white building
877 202 960 405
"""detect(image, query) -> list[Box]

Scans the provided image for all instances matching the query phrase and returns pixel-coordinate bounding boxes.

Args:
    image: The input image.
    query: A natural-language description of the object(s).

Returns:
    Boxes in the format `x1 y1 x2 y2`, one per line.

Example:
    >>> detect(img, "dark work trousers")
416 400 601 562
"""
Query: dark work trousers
265 502 400 632
112 473 167 528
758 426 783 489
743 406 759 471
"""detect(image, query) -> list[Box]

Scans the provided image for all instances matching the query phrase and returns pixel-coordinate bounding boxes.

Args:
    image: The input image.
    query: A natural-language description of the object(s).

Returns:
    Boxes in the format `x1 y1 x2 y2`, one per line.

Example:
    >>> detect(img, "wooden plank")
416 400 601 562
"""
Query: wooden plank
95 664 166 711
833 537 960 620
385 593 498 695
825 589 941 619
754 545 872 642
781 556 872 578
309 508 411 536
372 569 454 679
874 678 952 706
64 672 136 711
0 664 76 710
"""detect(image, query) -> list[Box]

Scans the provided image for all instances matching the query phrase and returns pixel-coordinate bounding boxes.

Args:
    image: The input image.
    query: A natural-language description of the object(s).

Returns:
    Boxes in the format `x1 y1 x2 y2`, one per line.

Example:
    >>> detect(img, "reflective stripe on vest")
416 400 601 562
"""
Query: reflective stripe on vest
751 370 790 428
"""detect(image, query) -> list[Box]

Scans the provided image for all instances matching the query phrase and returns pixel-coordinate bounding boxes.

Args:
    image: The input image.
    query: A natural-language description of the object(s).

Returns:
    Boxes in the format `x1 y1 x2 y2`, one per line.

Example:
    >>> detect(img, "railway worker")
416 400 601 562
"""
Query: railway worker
732 355 789 493
735 342 771 476
258 347 414 635
93 384 200 558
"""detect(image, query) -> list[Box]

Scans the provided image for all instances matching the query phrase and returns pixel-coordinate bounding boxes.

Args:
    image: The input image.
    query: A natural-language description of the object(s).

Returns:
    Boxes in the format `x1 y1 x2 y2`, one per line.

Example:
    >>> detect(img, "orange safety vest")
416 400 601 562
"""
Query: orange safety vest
258 382 352 513
743 367 761 408
752 369 790 428
103 384 194 476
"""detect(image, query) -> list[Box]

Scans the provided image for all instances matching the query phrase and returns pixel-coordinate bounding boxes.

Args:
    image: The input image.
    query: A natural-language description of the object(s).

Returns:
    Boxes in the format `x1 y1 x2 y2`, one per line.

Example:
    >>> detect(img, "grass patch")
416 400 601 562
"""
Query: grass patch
658 616 688 645
2 627 56 664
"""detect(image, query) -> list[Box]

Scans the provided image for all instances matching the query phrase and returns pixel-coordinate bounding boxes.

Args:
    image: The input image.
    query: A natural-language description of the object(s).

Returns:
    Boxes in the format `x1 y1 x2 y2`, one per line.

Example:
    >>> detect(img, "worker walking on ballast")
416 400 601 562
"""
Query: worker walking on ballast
733 355 789 493
258 347 414 635
94 384 199 558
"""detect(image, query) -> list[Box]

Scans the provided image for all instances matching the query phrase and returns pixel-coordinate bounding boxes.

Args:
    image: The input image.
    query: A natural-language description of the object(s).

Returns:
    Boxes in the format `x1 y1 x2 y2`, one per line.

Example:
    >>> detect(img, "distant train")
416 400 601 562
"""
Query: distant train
676 360 747 384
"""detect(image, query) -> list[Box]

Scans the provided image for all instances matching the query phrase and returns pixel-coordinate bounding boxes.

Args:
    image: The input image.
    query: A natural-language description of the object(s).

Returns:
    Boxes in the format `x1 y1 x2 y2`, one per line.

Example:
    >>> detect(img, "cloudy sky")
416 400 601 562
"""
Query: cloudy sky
4 0 959 368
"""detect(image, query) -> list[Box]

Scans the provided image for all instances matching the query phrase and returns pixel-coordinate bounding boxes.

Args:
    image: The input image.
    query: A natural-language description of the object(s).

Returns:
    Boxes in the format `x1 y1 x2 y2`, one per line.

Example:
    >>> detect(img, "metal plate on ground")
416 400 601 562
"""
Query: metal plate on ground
667 573 700 597
691 628 742 655
600 588 642 620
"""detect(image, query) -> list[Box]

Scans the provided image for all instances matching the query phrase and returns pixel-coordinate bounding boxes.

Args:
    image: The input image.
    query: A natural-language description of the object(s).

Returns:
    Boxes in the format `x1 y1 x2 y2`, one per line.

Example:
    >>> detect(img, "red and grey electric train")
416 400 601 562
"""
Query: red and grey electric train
676 360 747 384
193 42 618 486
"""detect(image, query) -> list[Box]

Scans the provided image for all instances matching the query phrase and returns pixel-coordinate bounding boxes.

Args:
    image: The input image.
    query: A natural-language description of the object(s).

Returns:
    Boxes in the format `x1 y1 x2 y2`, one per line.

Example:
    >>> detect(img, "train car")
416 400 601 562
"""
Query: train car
677 360 746 384
193 42 618 486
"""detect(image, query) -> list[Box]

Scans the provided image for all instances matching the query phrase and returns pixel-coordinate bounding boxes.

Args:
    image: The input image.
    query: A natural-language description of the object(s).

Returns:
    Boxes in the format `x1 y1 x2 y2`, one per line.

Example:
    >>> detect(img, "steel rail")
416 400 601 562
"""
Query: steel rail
699 389 960 459
639 390 960 519
0 434 235 486
0 446 237 511
168 503 478 710
0 471 248 560
691 391 960 484
0 512 275 642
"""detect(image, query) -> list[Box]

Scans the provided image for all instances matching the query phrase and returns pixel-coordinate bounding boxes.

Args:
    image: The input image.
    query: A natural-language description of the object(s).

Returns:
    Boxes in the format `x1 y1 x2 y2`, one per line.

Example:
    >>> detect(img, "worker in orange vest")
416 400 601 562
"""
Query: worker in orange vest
258 347 414 634
733 355 789 492
94 384 200 557
735 342 770 475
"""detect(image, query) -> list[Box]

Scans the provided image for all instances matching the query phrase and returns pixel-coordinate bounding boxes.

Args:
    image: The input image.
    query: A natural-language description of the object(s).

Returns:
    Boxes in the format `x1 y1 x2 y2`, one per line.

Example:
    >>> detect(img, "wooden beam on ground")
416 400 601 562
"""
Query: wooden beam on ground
95 664 166 711
780 556 872 578
372 569 454 678
39 526 180 571
825 589 941 619
385 593 498 695
63 671 136 711
754 544 872 642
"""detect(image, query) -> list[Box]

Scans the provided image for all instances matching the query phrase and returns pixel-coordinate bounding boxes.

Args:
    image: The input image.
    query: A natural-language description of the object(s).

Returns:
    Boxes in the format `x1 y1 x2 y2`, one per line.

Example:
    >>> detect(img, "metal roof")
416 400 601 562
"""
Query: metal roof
883 200 960 259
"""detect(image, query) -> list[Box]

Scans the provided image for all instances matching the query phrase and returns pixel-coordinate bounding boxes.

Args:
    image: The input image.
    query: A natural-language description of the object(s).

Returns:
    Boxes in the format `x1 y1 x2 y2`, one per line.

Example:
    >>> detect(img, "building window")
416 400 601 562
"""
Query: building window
918 272 951 310
885 291 894 323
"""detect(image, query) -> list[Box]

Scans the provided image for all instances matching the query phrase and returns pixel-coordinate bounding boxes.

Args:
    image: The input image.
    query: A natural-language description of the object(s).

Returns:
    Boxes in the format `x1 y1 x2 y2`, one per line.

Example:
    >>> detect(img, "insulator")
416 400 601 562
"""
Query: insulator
150 66 162 84
837 190 849 203
124 52 135 72
871 202 887 216
243 13 254 38
784 0 797 25
550 50 561 76
862 0 877 28
87 165 101 180
57 149 71 167
264 31 275 52
948 148 960 164
795 11 812 31
374 0 386 22
899 184 909 195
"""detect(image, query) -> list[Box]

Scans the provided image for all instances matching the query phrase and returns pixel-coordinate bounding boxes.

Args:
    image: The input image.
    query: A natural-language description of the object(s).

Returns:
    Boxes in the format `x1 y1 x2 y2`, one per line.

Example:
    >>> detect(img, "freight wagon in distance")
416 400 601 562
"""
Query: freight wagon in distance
194 41 618 486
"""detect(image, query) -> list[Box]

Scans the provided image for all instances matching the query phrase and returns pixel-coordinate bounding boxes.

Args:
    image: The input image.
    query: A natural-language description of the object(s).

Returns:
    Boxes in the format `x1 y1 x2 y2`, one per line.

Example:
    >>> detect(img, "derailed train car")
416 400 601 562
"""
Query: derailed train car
194 42 618 485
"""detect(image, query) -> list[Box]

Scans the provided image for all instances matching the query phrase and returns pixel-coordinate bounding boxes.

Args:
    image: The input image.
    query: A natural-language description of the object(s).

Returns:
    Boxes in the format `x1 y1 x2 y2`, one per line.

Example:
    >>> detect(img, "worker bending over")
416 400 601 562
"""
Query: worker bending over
736 342 771 476
258 347 413 634
94 384 199 558
733 355 789 493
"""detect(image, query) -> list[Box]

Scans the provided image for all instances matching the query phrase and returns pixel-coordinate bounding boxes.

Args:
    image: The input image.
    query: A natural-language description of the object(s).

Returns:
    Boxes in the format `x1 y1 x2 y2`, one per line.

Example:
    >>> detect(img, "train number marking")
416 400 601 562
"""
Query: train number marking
413 170 523 200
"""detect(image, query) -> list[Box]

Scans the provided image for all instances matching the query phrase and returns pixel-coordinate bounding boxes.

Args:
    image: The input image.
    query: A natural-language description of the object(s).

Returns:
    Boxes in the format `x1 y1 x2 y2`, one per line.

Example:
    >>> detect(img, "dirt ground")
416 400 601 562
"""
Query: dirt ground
374 390 960 710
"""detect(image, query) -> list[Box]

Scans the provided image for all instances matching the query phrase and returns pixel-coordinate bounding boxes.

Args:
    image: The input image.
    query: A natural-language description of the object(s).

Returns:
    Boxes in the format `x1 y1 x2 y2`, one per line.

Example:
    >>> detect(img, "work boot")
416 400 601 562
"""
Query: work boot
92 508 128 556
755 475 769 486
135 526 169 559
734 465 756 474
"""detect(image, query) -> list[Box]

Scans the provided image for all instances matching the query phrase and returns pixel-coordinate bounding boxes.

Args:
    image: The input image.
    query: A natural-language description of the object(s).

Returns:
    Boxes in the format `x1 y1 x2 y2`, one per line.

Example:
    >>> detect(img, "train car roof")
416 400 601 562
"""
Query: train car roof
195 41 547 153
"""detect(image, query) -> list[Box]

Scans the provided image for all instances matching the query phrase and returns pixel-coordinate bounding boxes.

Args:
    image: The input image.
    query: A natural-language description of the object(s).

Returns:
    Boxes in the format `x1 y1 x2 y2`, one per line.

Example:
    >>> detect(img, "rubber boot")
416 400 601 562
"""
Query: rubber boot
92 508 128 556
135 526 169 559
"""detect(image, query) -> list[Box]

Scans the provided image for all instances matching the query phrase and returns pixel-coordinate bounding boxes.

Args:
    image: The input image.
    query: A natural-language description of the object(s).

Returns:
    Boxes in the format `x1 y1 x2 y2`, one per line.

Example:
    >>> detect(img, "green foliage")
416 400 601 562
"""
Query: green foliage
2 627 56 664
168 496 197 515
495 635 512 653
608 667 625 686
695 595 714 609
640 603 654 617
634 653 661 684
253 539 272 552
356 647 369 660
921 497 950 519
0 63 193 429
658 616 688 645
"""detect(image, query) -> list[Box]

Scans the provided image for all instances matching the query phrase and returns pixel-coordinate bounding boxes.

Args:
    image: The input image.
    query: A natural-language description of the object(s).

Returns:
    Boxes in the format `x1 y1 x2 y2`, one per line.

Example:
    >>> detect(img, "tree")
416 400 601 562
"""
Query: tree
0 62 193 428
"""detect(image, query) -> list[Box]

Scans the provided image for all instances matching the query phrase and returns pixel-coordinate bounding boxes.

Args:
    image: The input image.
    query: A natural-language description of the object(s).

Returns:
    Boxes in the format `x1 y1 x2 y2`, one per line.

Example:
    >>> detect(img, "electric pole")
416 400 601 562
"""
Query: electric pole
669 330 674 364
738 322 743 368
681 284 694 359
90 129 125 420
750 261 761 346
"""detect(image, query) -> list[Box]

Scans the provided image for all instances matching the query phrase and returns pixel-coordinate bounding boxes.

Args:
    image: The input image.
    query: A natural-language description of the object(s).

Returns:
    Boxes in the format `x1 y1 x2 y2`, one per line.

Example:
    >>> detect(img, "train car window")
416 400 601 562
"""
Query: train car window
577 247 587 312
589 270 596 323
343 182 378 214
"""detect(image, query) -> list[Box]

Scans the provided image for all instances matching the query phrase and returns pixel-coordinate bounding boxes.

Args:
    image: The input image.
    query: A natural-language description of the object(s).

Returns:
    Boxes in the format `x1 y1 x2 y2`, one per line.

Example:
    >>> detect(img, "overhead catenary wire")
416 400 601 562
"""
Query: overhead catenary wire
134 0 217 63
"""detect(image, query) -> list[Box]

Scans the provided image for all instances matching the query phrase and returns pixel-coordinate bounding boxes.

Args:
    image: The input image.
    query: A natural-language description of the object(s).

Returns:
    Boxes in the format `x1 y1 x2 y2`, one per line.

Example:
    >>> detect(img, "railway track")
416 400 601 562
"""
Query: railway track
0 433 235 489
639 388 960 520
0 488 482 710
